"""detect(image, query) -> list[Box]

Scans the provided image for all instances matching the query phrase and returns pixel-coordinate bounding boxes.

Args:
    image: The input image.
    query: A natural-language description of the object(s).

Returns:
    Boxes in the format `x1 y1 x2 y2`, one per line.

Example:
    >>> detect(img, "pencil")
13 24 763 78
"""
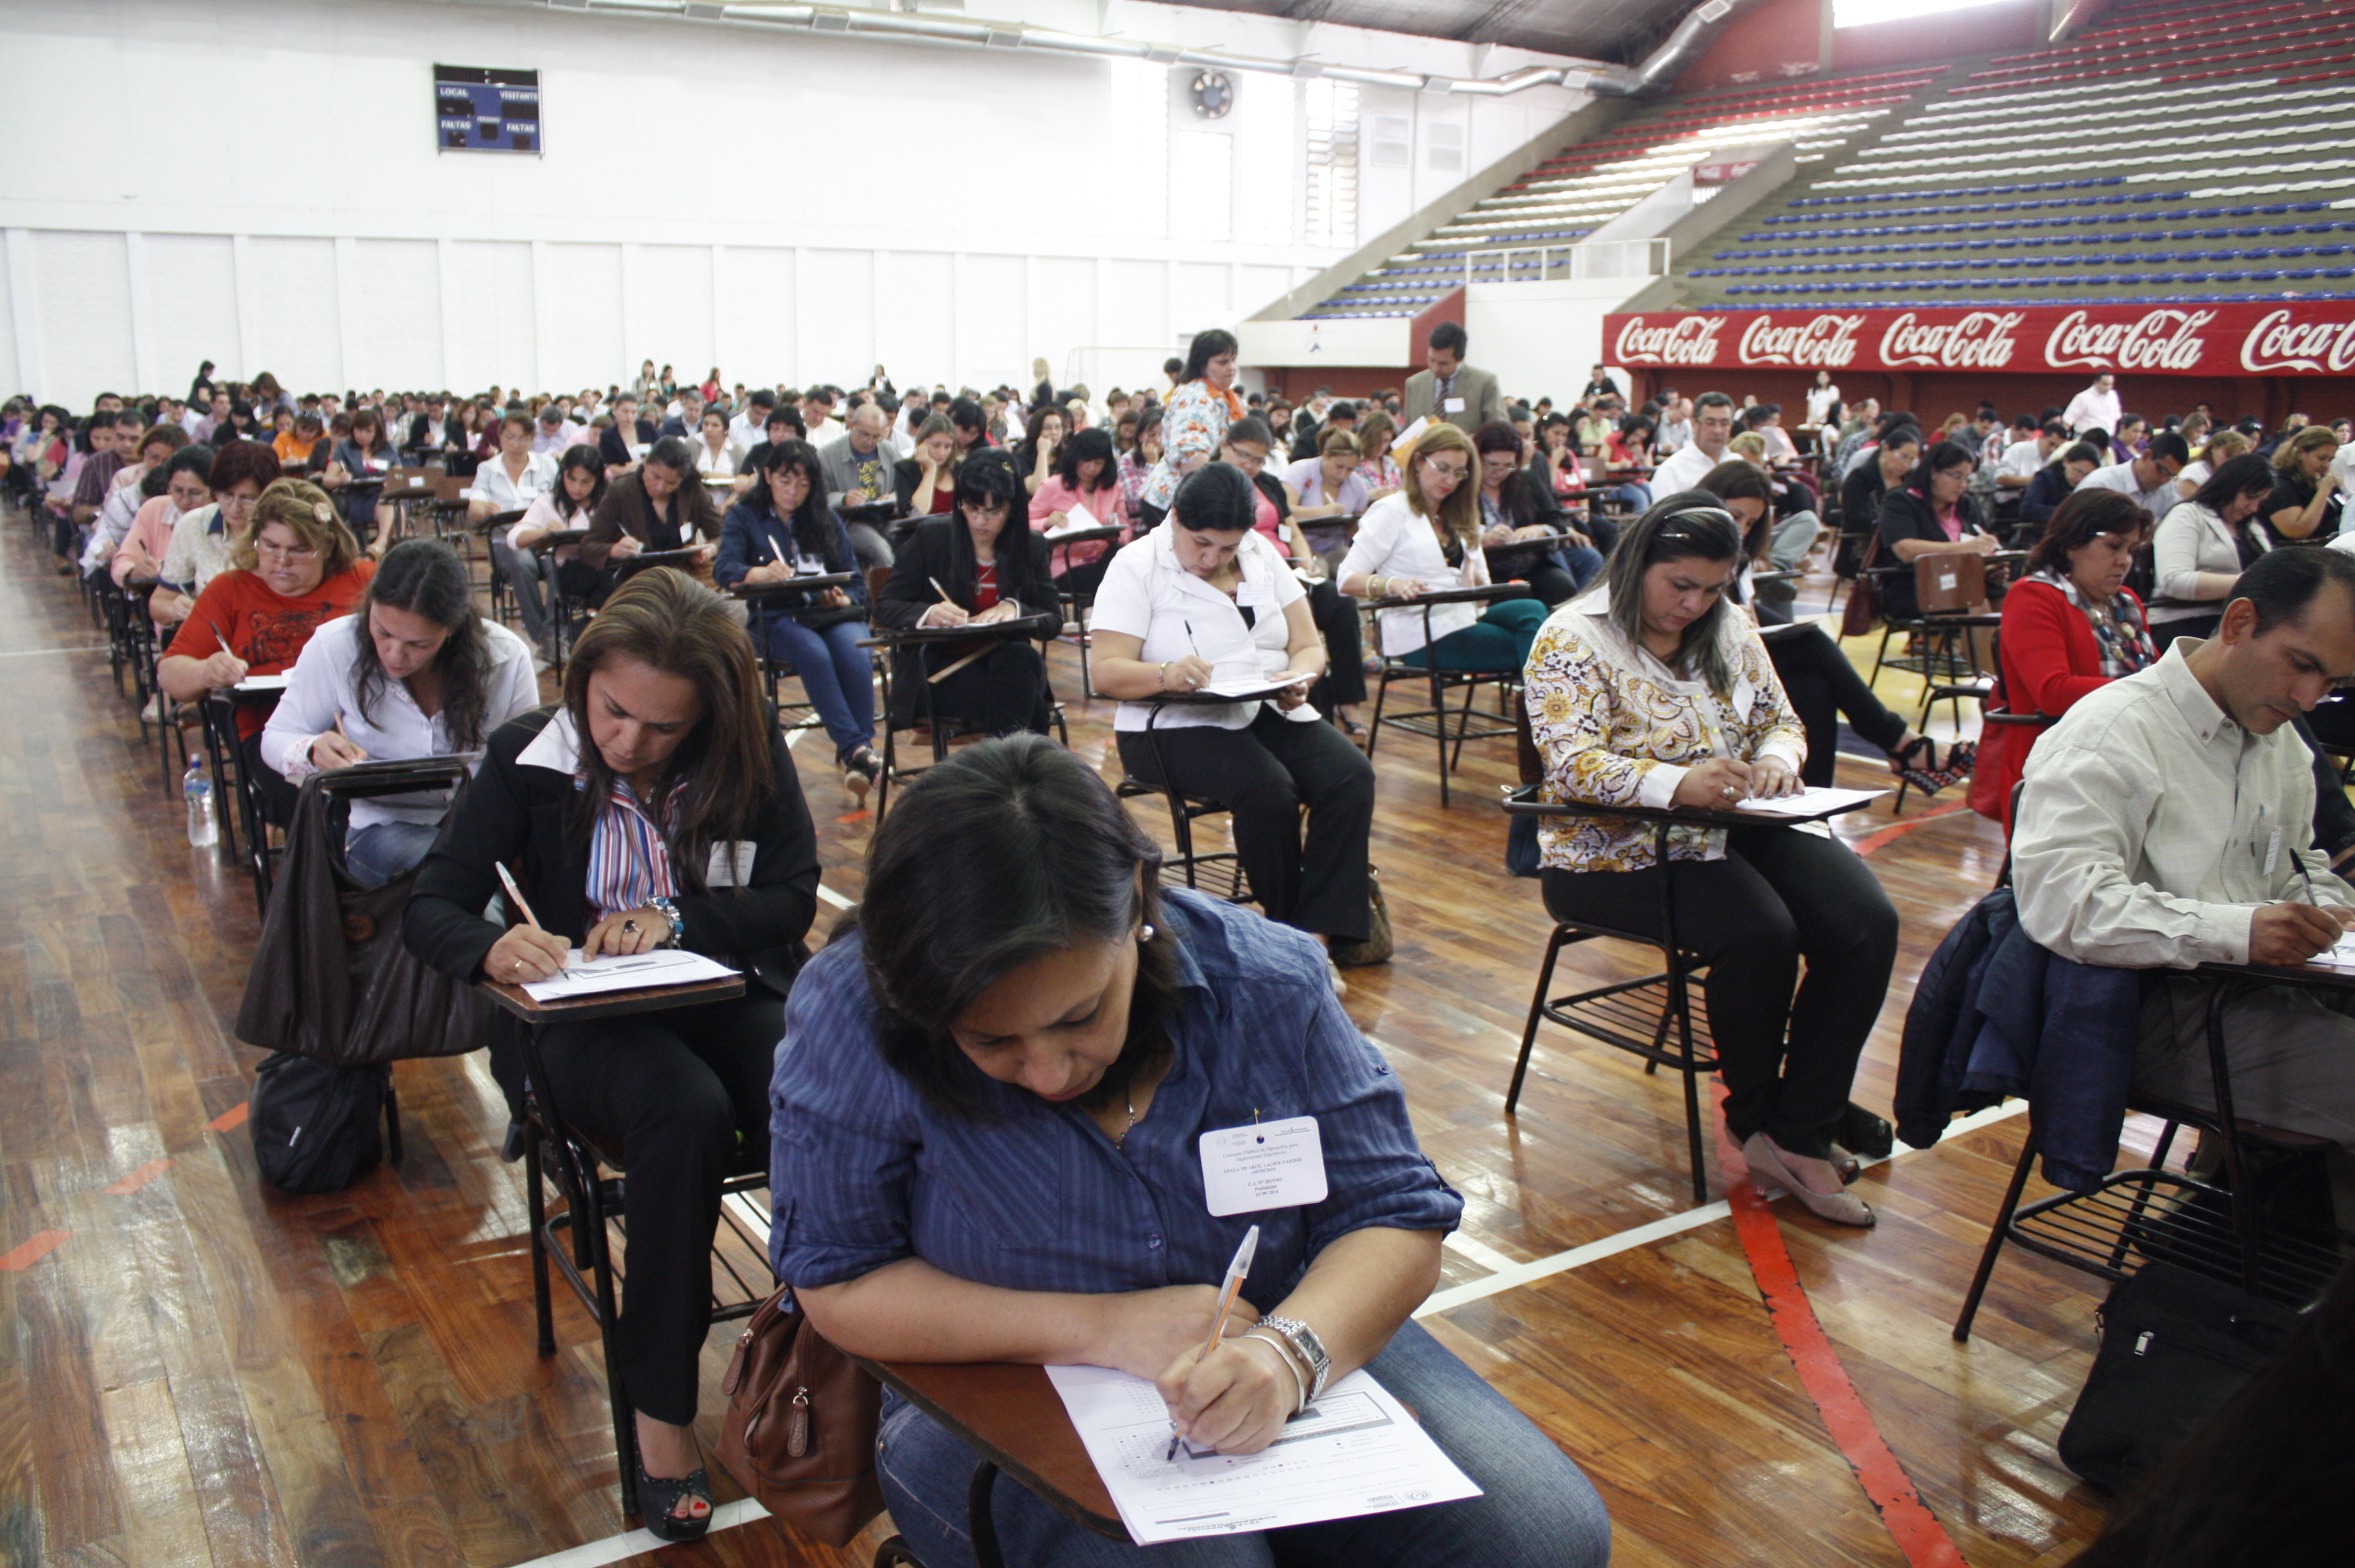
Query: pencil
928 576 953 603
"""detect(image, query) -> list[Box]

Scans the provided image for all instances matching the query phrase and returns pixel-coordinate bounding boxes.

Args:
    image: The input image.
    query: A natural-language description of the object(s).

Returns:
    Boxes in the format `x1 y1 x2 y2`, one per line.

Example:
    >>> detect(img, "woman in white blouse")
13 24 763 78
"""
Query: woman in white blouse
469 412 557 522
2151 452 2277 647
1090 463 1380 987
261 540 540 888
692 406 748 494
1521 493 1897 1227
1338 421 1548 673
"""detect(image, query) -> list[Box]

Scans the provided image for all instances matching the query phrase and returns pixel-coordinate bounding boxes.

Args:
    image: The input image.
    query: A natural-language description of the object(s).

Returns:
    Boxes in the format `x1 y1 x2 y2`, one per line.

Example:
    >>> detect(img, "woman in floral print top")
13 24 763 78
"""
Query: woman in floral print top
1139 329 1243 518
1521 491 1900 1229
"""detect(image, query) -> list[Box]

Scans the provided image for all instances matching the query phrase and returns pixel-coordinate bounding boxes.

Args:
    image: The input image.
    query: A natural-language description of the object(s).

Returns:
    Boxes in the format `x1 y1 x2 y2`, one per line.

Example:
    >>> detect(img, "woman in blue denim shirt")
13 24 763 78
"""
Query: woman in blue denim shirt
769 737 1608 1568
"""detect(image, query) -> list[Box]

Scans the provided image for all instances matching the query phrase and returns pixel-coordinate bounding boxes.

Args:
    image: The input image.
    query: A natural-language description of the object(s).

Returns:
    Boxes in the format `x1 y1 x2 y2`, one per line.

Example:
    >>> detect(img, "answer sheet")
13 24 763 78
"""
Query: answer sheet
1043 1363 1481 1545
519 947 739 1001
1731 784 1888 815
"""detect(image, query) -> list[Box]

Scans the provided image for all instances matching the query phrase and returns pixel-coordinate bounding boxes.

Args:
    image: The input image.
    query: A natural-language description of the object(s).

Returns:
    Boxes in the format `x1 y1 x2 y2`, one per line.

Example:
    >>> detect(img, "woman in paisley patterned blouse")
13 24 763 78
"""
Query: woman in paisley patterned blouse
1522 492 1899 1227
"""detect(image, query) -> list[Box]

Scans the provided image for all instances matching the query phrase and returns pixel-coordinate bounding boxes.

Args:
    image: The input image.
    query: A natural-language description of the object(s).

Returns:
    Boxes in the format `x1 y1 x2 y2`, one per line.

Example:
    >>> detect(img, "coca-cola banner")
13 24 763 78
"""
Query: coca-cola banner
1604 303 2355 378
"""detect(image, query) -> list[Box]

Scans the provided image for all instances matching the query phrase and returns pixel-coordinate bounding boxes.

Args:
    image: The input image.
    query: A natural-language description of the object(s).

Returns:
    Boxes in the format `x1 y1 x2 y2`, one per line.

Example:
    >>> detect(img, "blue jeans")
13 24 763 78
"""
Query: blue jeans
763 615 875 763
345 820 442 889
873 1319 1611 1568
1401 597 1550 673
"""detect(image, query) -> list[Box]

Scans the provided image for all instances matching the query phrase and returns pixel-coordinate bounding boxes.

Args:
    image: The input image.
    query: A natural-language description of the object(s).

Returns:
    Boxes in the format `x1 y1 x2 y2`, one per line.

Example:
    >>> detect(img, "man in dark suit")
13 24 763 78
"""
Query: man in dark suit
1400 322 1504 433
407 393 459 456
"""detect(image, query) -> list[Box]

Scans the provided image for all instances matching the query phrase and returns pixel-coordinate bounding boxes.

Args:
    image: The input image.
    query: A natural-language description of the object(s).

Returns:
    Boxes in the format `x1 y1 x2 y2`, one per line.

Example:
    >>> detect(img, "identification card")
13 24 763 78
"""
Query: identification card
1199 1117 1328 1216
1444 397 1467 413
708 840 757 888
1236 576 1276 607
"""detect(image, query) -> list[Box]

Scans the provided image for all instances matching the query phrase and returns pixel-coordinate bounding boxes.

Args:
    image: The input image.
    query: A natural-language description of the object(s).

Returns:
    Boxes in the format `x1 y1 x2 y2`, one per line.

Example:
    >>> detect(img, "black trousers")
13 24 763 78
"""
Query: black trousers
1765 624 1909 788
536 994 782 1425
1541 826 1897 1158
1118 706 1375 943
1306 580 1367 708
925 641 1053 736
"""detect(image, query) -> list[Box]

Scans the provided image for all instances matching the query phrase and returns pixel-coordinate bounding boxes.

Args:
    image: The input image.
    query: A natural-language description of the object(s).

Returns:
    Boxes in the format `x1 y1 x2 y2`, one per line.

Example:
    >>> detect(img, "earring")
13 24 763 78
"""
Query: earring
1139 924 1156 943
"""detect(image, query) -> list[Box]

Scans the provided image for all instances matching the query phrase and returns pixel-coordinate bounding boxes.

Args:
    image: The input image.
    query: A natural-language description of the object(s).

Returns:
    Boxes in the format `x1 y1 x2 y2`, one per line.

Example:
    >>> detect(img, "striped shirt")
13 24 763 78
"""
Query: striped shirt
583 776 683 919
768 889 1460 1307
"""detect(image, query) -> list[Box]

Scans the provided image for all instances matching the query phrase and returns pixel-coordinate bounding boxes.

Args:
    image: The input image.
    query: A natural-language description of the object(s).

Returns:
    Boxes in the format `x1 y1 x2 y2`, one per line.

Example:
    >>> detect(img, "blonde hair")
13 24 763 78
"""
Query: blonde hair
1727 431 1769 461
1400 421 1480 551
1318 427 1362 461
230 477 361 579
2273 424 2338 475
2198 429 2251 466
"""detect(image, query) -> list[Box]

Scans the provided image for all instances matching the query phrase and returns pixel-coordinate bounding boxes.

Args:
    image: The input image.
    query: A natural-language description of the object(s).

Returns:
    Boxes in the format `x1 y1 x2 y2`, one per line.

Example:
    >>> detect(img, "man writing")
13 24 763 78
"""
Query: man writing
2079 429 2190 519
816 403 898 571
2012 549 2355 1171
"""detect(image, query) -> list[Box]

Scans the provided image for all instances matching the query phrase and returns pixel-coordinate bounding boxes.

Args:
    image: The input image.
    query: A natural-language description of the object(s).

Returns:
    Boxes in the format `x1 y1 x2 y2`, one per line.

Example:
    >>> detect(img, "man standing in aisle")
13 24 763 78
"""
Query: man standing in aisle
2064 371 2122 439
1402 323 1504 432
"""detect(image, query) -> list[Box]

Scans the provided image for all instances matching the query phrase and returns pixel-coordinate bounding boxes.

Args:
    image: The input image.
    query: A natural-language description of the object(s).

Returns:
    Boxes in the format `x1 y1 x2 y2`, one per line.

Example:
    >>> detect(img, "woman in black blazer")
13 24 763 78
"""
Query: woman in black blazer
402 567 818 1544
1875 439 2002 622
872 447 1059 736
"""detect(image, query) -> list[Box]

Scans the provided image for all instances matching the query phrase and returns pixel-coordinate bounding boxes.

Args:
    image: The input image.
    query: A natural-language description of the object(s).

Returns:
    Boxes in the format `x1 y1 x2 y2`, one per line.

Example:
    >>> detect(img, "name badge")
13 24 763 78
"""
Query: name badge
1444 397 1467 413
708 840 757 888
1199 1117 1327 1216
1236 576 1275 608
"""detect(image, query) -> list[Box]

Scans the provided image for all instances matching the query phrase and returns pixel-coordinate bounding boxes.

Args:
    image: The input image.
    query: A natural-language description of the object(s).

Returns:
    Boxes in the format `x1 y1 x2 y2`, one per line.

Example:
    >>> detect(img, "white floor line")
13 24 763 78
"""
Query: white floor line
499 1102 2032 1568
817 882 852 911
1413 1099 2029 1319
0 644 108 658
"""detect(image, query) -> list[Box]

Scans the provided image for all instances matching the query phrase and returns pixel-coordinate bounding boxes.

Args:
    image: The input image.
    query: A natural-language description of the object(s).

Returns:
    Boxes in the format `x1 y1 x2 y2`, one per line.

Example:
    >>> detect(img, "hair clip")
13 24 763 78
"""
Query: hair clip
312 500 333 524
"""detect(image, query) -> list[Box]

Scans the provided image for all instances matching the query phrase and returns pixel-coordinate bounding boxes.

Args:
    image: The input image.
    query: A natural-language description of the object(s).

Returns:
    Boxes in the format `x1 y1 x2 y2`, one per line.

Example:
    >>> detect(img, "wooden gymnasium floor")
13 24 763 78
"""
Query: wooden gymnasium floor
0 503 2145 1568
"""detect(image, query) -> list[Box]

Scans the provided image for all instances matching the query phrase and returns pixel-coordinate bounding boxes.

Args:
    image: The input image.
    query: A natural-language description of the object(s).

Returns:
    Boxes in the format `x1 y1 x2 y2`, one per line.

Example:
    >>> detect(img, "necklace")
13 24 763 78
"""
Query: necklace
1112 1092 1138 1149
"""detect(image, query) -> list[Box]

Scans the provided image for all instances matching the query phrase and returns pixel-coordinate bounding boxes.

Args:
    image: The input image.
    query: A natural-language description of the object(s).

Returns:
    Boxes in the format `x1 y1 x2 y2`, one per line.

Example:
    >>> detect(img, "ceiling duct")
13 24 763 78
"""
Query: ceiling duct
526 0 1761 98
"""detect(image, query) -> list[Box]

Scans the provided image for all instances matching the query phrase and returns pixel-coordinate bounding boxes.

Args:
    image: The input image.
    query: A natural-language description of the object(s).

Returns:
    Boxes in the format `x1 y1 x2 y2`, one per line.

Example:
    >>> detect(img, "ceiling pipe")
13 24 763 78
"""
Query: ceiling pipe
530 0 1757 97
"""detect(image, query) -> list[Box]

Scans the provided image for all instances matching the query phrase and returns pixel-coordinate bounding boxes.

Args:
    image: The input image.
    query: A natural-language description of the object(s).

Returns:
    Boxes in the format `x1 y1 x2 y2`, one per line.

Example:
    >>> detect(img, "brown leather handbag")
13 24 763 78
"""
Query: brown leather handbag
715 1287 887 1547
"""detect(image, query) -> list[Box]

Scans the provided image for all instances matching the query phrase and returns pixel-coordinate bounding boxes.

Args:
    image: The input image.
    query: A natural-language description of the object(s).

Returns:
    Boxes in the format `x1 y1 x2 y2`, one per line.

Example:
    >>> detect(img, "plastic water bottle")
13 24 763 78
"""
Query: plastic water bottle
185 763 217 848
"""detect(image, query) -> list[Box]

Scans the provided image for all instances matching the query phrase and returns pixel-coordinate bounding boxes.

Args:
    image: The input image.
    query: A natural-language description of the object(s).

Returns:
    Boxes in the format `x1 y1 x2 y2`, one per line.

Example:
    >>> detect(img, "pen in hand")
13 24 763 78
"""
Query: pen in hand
1166 1225 1259 1460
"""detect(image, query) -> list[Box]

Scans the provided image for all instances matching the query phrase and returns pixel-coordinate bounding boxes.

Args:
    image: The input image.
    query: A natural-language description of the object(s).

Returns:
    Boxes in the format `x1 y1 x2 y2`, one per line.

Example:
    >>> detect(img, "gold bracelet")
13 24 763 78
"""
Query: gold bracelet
1158 660 1169 691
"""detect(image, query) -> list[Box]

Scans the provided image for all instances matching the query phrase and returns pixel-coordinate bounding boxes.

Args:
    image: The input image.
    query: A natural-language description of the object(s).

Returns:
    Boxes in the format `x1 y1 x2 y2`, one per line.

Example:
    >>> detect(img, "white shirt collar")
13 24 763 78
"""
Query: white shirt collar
516 706 583 775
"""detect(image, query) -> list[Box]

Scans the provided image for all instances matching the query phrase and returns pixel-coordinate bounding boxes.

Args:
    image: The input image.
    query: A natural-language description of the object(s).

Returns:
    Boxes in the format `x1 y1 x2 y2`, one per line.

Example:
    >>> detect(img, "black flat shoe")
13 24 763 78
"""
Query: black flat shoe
634 1460 713 1543
1838 1102 1896 1161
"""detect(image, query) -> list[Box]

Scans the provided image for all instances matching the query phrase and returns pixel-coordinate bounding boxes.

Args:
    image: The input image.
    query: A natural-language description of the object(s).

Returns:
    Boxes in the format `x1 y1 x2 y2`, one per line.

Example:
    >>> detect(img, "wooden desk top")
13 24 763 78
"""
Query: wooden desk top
859 1359 1126 1540
476 972 744 1024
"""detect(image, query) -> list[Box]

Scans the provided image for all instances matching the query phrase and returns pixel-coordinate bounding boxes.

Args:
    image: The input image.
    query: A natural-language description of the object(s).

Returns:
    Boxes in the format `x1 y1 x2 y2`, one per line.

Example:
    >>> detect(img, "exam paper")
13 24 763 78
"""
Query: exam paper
1198 673 1314 701
1732 784 1888 815
1043 1363 1481 1545
231 674 291 695
1043 499 1101 539
1395 416 1430 448
519 947 739 1001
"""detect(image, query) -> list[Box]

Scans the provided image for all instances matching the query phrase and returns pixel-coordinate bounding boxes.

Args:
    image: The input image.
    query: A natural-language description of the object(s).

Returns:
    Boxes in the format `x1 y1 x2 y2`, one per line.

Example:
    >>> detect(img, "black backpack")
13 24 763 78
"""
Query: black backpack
248 1052 400 1194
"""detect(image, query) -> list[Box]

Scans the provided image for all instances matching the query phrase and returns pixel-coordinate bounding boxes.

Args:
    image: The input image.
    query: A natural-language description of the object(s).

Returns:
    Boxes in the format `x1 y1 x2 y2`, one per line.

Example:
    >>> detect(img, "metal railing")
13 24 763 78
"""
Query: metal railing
1463 236 1669 285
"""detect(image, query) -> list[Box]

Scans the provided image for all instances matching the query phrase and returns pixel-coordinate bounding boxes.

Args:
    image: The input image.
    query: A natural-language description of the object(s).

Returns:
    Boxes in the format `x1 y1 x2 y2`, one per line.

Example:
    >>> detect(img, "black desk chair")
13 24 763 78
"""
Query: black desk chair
1107 697 1256 904
194 692 264 890
862 612 1068 818
1499 711 1720 1205
1363 582 1534 808
529 527 593 675
1044 525 1125 696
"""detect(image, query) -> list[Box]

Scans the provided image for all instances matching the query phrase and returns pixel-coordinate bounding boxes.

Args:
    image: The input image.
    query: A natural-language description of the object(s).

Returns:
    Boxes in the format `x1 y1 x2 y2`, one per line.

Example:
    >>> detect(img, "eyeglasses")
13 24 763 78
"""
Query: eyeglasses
255 539 319 562
1423 461 1470 481
218 493 259 512
1225 446 1267 471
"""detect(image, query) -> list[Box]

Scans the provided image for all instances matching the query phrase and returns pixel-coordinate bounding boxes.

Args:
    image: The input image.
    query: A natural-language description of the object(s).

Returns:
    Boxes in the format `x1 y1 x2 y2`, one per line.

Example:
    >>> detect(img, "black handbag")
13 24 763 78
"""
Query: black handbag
2058 1261 2303 1491
249 1052 395 1194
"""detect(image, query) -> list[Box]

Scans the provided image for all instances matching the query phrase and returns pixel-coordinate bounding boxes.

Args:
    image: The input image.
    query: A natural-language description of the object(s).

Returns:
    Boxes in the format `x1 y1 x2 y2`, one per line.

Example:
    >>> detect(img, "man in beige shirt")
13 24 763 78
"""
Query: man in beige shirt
2012 547 2355 1152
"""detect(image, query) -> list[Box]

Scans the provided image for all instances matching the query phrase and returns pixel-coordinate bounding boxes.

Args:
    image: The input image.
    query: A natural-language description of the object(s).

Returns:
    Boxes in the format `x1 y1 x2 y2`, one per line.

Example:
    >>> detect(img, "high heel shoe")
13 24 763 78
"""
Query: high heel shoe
1743 1132 1876 1227
633 1456 714 1543
1888 736 1969 798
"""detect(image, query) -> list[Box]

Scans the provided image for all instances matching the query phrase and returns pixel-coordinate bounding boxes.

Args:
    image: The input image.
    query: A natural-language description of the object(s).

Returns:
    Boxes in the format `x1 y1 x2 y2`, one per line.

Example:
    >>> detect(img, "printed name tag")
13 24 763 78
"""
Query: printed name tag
1236 576 1276 607
1444 397 1467 413
708 840 757 887
1936 570 1958 592
1200 1117 1327 1216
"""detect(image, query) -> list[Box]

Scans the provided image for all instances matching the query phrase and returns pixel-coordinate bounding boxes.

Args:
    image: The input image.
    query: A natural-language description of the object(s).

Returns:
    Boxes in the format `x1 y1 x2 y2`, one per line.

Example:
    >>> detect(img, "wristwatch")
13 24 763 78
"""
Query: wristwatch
1256 1315 1330 1404
648 896 684 949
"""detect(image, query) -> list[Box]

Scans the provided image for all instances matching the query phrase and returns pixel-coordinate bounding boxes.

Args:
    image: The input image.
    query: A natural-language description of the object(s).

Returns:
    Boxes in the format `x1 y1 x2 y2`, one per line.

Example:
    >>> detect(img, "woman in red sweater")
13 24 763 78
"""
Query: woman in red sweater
1970 487 2157 827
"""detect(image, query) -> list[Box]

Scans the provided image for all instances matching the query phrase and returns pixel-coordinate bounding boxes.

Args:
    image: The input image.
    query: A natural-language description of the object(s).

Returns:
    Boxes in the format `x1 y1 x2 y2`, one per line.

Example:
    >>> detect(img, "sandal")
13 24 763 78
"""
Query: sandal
634 1458 714 1543
1888 736 1968 798
842 746 882 803
1743 1132 1875 1228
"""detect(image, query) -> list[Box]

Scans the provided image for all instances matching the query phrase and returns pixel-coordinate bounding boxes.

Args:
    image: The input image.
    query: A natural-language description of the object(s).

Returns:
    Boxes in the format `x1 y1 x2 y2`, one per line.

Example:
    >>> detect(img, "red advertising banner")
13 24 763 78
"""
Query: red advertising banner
1602 303 2355 378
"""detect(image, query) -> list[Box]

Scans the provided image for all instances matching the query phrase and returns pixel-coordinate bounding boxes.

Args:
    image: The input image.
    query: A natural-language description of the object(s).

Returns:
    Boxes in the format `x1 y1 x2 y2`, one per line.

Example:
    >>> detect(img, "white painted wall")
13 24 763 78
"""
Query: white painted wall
0 0 1587 406
1466 278 1654 406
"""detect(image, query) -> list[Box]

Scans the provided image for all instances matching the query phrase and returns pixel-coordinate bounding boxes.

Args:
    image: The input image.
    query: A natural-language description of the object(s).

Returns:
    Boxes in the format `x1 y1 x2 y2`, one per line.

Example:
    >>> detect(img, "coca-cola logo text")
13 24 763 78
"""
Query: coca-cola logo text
1737 313 1863 368
1614 314 1726 366
2043 308 2214 371
1878 310 2022 369
2240 309 2355 374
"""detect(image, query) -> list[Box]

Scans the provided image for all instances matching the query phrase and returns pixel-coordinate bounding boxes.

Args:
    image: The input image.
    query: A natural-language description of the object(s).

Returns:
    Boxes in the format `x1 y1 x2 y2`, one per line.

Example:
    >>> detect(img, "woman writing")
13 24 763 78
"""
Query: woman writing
500 444 605 662
1032 426 1132 593
1092 464 1377 980
1473 419 1602 608
1117 406 1163 517
1839 427 1919 535
599 394 657 478
2173 427 2248 500
404 568 818 1544
2263 426 2341 542
691 406 747 493
153 441 283 633
324 406 399 542
716 440 883 798
872 448 1059 737
582 436 723 590
1282 426 1371 566
1875 439 2000 625
1139 329 1243 524
1354 409 1404 503
1524 495 1899 1226
260 540 539 885
469 410 557 524
158 479 380 824
892 413 961 518
2019 441 2101 525
1968 489 2157 827
1338 422 1549 677
2148 454 2278 647
769 737 1609 1568
1698 462 1968 795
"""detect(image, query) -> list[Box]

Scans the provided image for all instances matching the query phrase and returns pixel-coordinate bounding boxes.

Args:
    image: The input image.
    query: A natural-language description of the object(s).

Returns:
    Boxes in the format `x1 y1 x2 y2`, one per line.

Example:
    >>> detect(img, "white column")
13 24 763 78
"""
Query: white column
124 233 156 395
230 233 258 383
435 237 459 390
333 236 358 393
5 229 43 397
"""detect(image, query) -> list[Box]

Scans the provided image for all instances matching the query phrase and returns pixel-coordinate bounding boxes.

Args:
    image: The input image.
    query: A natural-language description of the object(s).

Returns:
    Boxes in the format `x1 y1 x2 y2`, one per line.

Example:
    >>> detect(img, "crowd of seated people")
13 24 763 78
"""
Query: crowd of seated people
19 333 2355 1562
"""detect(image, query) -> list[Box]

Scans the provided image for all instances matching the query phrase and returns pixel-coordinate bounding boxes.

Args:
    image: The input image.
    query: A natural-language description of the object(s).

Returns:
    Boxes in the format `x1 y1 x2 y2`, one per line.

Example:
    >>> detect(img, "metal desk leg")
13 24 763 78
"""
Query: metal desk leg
966 1458 1006 1568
